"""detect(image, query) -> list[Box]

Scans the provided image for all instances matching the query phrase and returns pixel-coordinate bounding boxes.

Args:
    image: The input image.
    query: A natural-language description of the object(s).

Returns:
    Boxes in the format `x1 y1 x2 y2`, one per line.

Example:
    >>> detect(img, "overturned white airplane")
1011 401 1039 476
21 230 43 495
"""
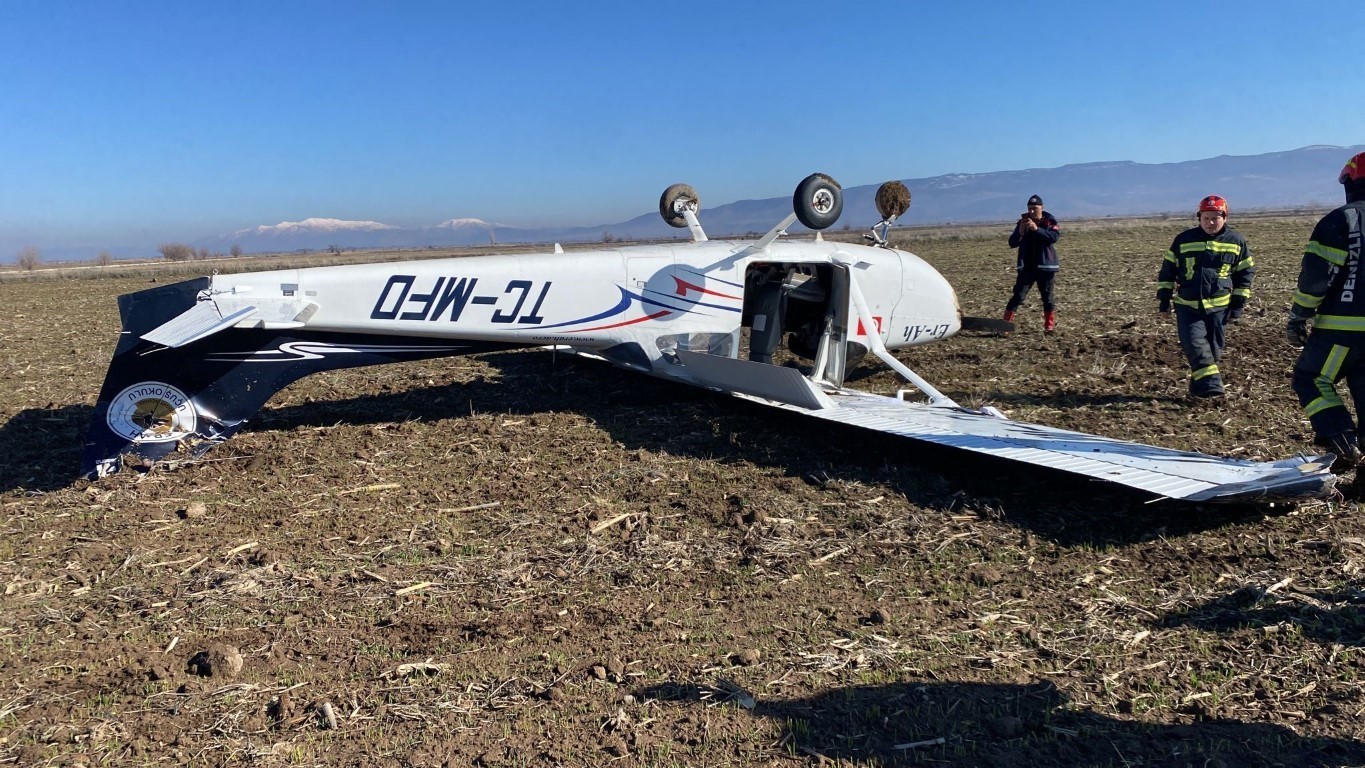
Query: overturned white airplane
83 175 1335 502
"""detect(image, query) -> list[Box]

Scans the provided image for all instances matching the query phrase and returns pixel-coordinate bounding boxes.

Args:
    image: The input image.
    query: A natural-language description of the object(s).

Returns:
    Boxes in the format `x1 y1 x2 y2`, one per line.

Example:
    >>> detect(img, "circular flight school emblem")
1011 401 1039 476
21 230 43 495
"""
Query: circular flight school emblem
106 382 198 443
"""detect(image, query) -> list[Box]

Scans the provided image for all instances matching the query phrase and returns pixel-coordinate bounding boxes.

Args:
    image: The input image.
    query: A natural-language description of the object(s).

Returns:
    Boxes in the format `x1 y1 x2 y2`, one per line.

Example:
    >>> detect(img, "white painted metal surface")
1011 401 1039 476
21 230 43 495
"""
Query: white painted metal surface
673 350 834 410
719 385 1333 502
142 301 254 348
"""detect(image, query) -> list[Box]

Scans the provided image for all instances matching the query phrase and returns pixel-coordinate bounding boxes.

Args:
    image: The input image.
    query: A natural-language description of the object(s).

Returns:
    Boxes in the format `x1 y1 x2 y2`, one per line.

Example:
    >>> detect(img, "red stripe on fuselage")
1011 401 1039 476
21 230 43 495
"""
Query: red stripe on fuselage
673 277 741 299
572 310 672 332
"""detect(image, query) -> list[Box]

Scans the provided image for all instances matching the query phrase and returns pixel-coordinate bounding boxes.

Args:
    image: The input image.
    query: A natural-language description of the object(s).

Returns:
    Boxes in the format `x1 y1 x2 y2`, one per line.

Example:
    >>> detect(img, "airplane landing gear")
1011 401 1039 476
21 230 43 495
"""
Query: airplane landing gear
659 183 700 228
792 173 843 230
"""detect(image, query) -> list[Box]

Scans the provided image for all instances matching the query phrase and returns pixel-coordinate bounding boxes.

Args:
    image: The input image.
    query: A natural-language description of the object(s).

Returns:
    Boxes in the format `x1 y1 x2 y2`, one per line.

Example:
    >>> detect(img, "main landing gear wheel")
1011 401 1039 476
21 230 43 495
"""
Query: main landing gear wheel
875 180 911 220
659 183 699 228
793 173 843 230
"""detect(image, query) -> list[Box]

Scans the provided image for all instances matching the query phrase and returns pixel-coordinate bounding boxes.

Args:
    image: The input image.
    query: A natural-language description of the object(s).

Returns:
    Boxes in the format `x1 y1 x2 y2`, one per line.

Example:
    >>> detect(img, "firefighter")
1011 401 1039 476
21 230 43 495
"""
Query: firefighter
1003 194 1061 332
1287 150 1365 468
1156 195 1255 398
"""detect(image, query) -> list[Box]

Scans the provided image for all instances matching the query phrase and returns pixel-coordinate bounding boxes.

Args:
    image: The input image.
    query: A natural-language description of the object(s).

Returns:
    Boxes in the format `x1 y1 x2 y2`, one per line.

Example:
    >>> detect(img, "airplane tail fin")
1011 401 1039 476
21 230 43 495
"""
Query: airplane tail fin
81 278 521 478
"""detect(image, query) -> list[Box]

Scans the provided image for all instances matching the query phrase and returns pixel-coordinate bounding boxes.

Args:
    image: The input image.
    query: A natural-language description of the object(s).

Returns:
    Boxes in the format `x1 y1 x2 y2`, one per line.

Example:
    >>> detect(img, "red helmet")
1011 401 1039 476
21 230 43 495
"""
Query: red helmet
1198 195 1228 215
1340 151 1365 185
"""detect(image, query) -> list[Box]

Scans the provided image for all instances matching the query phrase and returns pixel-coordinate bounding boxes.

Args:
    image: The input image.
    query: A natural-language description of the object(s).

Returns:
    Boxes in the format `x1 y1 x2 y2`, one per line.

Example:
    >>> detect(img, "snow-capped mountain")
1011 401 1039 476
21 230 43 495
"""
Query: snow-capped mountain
433 217 501 229
232 218 398 238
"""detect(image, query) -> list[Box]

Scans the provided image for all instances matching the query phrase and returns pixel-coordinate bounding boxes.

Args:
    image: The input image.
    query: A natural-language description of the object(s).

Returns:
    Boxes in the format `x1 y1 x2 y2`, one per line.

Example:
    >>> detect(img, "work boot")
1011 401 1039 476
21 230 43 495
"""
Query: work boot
1043 310 1057 333
999 309 1016 336
1190 375 1225 400
1318 432 1363 474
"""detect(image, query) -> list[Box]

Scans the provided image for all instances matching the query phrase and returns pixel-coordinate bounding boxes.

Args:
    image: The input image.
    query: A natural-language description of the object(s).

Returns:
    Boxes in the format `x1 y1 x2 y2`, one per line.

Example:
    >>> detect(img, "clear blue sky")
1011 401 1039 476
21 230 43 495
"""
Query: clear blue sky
1 0 1360 258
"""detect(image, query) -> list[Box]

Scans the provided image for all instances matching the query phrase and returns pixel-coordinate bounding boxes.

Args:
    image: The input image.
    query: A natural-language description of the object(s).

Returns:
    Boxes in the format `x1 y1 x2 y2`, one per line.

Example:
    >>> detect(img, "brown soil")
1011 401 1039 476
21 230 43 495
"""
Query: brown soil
2 215 1363 767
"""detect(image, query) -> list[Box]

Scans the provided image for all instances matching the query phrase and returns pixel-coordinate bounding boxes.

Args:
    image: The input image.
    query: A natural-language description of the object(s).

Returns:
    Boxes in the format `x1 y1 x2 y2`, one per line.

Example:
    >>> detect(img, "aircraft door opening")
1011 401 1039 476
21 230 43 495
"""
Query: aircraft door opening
739 262 859 386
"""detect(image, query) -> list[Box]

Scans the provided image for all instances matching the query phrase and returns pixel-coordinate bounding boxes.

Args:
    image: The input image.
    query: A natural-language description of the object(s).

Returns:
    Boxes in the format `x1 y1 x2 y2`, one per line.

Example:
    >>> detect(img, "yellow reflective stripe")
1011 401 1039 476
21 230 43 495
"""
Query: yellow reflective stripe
1311 315 1365 332
1231 287 1251 298
1294 290 1325 309
1322 344 1347 379
1163 251 1177 264
1178 241 1242 255
1306 394 1345 417
1306 345 1350 416
1306 241 1347 266
1172 294 1232 310
1235 256 1254 270
1191 365 1220 381
1156 281 1174 290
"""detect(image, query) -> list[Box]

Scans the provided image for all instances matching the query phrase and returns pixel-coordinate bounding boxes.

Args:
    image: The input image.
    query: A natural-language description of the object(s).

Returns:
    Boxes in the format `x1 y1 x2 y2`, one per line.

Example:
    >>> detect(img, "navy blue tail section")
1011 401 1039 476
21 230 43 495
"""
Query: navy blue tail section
82 278 529 477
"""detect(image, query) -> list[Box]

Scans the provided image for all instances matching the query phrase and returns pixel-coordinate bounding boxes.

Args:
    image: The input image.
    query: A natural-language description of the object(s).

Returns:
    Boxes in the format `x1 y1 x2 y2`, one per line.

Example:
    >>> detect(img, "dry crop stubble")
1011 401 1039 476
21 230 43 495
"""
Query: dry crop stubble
1 217 1363 766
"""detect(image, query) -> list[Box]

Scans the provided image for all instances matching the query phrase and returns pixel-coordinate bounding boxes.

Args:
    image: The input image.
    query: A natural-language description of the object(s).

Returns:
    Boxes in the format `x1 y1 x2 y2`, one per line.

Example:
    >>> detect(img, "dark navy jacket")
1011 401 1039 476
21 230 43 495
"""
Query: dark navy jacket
1008 211 1061 272
1291 200 1365 330
1157 226 1254 313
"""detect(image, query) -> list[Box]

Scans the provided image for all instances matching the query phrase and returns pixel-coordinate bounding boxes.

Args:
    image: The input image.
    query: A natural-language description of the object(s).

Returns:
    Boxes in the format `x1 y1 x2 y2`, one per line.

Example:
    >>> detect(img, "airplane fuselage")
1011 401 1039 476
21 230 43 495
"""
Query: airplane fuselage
208 238 962 377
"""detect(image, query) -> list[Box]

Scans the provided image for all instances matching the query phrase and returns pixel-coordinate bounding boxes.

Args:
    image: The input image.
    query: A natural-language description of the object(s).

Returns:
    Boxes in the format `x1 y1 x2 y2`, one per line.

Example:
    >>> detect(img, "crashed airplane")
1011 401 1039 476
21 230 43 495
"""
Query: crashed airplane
83 174 1336 502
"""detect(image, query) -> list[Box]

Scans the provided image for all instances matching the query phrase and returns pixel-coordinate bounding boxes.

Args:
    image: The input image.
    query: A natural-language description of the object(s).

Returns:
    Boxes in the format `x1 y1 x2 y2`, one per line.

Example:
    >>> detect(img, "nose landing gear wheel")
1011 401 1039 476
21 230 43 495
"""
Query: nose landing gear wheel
659 183 700 228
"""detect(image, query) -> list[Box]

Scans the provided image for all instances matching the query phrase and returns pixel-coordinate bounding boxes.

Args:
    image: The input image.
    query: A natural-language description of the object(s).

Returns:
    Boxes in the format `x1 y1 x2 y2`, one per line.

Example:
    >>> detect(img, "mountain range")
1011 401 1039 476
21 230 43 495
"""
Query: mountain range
193 144 1364 255
12 145 1359 263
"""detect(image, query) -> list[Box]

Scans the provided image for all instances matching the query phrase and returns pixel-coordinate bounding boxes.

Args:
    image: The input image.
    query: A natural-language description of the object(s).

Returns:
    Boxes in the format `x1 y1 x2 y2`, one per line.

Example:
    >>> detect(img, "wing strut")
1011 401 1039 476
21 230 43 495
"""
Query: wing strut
834 255 958 407
680 207 708 243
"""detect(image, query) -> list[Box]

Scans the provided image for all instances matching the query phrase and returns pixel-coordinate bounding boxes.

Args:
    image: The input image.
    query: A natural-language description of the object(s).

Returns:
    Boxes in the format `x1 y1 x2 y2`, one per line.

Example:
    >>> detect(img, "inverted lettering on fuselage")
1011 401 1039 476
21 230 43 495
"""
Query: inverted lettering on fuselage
371 276 551 324
902 323 952 342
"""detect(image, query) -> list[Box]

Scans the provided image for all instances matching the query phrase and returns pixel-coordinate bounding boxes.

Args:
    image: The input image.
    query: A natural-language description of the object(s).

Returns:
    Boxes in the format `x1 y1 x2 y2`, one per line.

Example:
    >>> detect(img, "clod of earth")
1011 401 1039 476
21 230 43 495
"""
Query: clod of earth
988 715 1023 738
177 500 207 519
186 644 243 679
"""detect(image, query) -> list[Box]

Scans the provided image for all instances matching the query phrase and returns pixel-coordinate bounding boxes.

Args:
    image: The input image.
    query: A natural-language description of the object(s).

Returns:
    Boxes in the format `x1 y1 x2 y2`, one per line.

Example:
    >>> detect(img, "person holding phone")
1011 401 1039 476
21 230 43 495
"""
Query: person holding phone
1002 194 1061 332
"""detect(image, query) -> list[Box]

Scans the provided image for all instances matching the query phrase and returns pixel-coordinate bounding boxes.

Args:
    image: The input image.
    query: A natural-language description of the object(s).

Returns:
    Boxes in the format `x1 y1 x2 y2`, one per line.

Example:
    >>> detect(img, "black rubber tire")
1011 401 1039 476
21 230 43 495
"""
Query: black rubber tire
793 173 843 230
659 183 699 228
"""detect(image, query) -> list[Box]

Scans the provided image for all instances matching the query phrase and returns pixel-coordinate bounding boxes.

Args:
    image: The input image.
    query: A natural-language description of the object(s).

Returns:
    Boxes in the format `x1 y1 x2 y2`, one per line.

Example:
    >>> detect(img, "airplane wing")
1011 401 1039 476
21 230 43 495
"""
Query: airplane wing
672 351 1334 503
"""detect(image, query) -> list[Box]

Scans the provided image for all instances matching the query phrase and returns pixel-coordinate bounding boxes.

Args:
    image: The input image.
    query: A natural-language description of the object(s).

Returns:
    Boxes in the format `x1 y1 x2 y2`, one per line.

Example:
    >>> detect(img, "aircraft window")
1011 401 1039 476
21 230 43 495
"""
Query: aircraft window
785 273 825 303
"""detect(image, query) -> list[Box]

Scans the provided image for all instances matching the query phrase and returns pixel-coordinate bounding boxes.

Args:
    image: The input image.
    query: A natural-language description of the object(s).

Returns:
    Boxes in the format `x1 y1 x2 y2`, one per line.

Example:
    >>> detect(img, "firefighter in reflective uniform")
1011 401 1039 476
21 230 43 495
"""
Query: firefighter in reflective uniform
1156 195 1255 398
1287 151 1365 469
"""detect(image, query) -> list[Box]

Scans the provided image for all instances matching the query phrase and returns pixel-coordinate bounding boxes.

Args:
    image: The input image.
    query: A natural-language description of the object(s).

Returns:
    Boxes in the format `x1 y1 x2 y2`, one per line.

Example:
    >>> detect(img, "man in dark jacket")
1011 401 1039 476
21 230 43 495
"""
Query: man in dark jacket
1003 194 1061 332
1287 151 1365 468
1156 195 1255 398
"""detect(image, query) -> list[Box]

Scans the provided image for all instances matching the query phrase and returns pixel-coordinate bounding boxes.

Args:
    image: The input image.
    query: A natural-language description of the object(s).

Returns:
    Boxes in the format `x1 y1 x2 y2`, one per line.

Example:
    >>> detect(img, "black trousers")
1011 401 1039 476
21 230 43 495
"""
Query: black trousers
1175 305 1226 395
1291 330 1365 441
1005 269 1056 312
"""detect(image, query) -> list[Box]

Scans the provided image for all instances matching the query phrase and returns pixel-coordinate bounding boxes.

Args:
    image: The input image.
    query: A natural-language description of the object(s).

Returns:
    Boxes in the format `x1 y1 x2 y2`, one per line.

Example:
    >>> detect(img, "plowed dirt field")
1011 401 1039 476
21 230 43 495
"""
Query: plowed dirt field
2 214 1363 767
